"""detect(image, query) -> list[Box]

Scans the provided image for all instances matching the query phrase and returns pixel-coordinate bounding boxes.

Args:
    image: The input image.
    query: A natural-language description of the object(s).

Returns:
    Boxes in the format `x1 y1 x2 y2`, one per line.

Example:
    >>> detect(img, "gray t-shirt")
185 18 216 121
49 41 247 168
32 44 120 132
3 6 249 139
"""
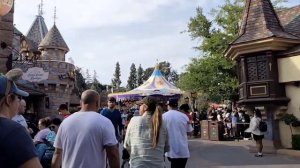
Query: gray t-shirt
54 111 118 168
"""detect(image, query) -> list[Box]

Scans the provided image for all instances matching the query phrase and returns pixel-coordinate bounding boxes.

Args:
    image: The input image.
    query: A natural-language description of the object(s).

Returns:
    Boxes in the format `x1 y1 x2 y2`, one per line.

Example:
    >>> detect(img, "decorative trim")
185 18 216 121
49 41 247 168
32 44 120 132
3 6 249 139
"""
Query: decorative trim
249 85 267 96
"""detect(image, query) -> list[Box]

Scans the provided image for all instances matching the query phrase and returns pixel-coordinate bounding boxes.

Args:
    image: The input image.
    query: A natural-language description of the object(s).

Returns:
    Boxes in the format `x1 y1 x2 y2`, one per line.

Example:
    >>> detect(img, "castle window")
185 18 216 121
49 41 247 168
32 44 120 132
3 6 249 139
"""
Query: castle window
246 55 267 81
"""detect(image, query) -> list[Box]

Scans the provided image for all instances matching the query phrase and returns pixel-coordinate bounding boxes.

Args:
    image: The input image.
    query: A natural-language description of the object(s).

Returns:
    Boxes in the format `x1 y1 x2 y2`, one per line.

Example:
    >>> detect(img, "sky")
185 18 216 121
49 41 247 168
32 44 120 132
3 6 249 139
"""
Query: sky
13 0 299 86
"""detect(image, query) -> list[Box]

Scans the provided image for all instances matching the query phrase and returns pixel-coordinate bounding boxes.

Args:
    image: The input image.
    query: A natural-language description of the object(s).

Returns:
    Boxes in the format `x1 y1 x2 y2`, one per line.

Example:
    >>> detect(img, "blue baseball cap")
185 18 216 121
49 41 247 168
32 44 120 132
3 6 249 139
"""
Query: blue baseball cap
0 75 29 97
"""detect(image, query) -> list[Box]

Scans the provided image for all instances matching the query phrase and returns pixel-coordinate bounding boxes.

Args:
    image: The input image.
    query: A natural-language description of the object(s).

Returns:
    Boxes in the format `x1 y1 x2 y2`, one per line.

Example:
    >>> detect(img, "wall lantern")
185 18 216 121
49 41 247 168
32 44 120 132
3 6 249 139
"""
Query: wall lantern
0 0 13 16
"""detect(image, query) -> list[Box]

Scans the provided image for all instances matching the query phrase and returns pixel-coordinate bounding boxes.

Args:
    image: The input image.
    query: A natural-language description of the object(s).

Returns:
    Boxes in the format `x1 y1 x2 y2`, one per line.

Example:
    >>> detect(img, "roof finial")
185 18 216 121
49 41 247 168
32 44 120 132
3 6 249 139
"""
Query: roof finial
54 6 57 24
38 0 44 16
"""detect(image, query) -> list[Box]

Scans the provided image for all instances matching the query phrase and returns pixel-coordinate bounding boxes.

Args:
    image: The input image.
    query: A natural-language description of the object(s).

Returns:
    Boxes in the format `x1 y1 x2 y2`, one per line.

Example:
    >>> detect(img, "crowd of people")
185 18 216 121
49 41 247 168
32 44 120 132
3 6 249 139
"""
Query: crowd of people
0 69 266 168
207 106 251 140
0 70 196 168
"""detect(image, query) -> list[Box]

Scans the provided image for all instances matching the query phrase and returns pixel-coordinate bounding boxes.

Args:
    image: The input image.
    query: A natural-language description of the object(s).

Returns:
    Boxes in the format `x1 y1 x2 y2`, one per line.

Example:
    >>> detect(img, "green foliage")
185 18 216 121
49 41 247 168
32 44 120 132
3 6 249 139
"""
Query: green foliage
292 134 300 150
137 64 144 86
179 56 238 102
111 62 122 91
127 63 137 90
74 67 88 95
90 70 104 93
281 113 298 125
281 113 299 136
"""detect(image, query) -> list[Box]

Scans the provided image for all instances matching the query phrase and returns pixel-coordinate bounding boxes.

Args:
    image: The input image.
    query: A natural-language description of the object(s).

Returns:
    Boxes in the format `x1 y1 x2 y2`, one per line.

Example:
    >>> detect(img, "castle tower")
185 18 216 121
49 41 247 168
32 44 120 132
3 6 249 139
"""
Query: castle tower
38 24 69 61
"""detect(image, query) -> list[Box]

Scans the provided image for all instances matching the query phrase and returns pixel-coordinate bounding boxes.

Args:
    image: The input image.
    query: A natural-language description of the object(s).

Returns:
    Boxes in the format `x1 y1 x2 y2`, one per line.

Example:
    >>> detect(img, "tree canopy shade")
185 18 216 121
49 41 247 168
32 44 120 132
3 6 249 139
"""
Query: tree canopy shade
179 0 287 103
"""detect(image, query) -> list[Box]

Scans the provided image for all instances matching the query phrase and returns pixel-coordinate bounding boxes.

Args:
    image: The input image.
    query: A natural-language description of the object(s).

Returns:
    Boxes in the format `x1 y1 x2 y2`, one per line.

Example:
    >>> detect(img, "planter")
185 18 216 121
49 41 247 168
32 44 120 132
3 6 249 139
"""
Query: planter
292 134 300 150
292 121 300 127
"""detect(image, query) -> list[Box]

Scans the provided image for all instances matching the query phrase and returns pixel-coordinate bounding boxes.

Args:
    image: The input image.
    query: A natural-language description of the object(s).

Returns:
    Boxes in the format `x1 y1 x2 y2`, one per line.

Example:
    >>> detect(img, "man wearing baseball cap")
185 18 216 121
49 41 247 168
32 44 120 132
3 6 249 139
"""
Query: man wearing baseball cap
163 98 193 168
0 71 42 168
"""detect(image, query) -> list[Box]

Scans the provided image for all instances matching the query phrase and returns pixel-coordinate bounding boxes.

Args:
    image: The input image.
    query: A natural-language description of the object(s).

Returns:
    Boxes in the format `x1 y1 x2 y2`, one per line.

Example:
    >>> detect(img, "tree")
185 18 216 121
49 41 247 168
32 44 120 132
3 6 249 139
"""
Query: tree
90 70 102 93
180 0 286 102
179 56 238 102
111 62 122 91
137 64 144 86
85 69 92 84
74 67 88 95
127 63 137 90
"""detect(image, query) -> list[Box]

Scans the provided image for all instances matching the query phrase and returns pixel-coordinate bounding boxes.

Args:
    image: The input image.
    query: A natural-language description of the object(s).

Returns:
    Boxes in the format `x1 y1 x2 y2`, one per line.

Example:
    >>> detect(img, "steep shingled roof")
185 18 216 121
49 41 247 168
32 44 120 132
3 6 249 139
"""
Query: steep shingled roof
277 5 300 55
233 0 299 44
277 5 300 38
26 15 48 46
39 24 69 52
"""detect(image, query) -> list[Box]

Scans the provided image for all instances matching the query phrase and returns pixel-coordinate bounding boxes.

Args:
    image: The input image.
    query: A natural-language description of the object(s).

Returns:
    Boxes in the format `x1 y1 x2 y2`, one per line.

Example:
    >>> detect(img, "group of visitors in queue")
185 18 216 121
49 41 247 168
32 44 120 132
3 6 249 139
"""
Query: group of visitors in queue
207 105 265 157
0 69 194 168
207 106 251 139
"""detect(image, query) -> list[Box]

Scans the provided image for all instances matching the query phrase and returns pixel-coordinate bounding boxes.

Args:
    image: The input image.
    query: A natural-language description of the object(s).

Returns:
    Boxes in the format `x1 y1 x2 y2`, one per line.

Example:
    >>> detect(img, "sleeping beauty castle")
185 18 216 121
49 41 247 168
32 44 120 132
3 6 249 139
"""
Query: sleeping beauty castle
11 3 79 120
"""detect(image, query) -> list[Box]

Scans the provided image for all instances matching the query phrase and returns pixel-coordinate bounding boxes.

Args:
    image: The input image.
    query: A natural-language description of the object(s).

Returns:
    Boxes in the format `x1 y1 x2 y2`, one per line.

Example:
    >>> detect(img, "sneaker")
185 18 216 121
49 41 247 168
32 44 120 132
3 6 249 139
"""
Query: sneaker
254 154 263 157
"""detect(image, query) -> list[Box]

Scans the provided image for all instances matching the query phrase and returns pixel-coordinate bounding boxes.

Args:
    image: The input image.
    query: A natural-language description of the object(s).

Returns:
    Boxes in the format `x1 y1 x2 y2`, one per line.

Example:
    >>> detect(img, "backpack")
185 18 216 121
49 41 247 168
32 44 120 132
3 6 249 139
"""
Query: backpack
259 121 267 132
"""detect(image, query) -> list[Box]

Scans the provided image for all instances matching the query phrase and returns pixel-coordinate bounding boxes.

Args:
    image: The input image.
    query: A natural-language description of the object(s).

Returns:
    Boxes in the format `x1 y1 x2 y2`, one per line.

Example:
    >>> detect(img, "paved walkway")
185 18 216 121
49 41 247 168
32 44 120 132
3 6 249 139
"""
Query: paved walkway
180 139 300 168
120 138 300 168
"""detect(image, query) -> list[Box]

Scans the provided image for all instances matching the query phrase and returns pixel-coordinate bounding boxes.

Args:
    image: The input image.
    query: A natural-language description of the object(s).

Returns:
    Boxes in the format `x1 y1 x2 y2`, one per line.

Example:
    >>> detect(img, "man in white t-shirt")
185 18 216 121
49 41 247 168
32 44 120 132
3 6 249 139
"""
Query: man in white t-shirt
51 90 120 168
163 98 193 168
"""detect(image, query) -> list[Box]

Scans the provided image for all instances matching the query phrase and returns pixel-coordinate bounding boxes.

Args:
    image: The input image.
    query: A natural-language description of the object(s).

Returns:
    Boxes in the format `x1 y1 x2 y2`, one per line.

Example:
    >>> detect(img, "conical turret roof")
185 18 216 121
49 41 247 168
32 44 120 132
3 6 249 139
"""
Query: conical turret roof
26 15 48 47
233 0 299 44
39 24 69 52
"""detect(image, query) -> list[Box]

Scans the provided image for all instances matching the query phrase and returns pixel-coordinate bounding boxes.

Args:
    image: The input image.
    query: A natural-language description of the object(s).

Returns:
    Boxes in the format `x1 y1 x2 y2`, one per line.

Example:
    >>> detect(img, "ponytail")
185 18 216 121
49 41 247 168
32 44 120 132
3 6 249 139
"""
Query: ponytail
151 106 162 148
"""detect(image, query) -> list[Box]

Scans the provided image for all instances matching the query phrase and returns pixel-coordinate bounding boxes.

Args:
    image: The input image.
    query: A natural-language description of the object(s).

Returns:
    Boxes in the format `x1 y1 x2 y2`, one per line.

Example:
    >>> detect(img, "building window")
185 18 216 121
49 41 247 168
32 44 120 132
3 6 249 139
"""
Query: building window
247 55 267 81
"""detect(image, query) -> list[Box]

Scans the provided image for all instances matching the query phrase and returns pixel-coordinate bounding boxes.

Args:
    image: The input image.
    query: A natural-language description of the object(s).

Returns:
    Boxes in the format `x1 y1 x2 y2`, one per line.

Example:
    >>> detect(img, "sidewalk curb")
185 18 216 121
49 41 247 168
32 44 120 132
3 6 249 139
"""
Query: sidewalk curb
277 149 300 158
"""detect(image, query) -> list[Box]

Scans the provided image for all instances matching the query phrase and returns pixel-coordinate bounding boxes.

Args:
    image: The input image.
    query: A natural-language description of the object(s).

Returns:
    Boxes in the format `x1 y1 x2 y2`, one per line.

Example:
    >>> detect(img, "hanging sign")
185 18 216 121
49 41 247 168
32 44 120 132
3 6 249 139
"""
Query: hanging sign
0 0 13 16
22 67 49 82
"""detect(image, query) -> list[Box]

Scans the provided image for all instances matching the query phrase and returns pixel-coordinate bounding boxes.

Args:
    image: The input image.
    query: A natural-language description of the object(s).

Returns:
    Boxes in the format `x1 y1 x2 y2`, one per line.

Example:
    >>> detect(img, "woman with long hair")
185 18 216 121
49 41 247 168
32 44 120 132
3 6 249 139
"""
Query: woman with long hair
246 109 264 157
124 96 169 167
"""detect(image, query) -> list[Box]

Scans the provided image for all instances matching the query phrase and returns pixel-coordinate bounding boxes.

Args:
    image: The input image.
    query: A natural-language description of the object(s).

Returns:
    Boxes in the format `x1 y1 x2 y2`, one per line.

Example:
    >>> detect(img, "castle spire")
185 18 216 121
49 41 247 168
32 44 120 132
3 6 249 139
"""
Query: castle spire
38 0 44 16
53 6 57 24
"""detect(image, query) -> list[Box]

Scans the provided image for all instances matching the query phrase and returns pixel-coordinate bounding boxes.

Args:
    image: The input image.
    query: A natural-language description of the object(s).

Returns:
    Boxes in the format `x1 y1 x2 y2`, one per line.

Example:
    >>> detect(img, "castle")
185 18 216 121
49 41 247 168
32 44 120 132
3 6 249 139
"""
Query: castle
11 7 79 119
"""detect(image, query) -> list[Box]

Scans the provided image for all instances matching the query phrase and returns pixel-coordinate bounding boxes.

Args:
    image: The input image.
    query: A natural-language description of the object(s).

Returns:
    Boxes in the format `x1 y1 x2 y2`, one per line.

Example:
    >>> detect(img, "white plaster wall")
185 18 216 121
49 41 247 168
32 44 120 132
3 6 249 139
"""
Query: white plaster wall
279 84 300 148
278 56 300 83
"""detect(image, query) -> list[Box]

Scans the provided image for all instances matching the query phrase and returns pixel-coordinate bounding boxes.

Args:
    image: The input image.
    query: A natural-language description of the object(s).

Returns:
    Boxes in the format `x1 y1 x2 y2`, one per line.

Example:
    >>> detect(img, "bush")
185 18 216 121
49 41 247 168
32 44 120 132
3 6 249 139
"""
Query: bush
281 114 298 125
292 134 300 150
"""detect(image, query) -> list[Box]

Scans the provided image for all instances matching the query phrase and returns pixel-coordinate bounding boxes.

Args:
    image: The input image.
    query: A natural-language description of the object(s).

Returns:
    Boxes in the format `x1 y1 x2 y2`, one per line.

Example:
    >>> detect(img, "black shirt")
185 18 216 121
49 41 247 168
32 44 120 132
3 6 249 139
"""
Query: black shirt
0 117 37 168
